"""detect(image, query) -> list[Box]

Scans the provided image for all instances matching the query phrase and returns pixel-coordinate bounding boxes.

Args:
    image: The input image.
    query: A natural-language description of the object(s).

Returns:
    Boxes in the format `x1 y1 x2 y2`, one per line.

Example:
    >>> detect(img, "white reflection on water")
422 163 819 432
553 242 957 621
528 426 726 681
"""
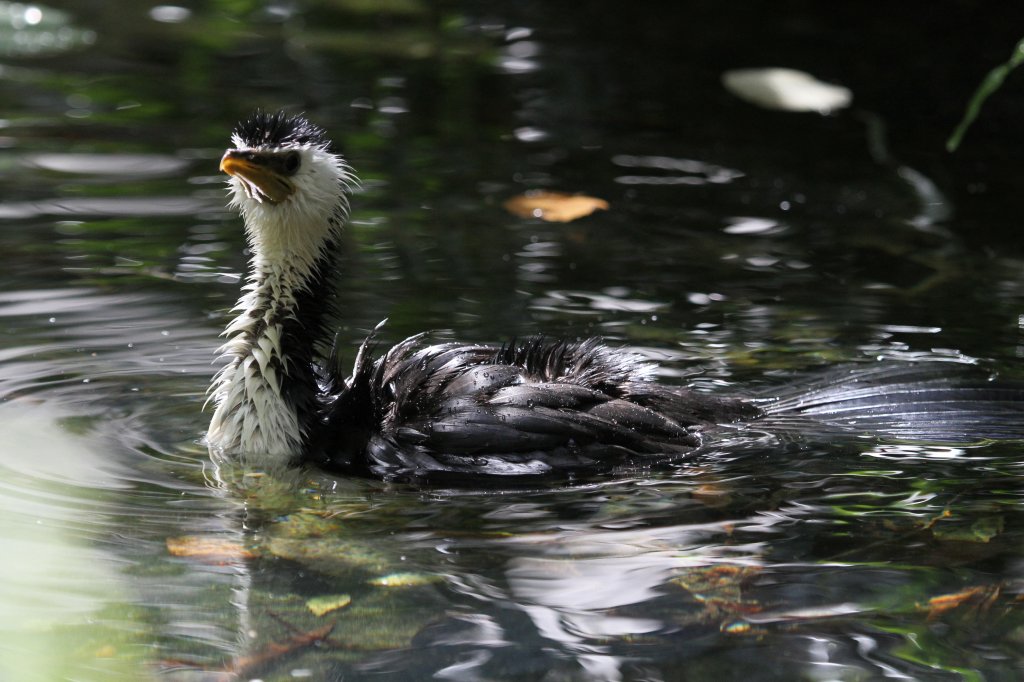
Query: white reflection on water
0 288 216 406
612 154 744 186
469 520 765 681
531 288 669 316
22 153 189 177
0 196 215 220
723 216 781 235
862 443 968 461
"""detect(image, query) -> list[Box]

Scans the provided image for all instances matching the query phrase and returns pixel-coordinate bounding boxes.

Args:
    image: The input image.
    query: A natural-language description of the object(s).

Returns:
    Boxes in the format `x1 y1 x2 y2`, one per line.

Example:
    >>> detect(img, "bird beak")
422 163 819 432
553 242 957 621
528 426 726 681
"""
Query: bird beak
220 150 295 204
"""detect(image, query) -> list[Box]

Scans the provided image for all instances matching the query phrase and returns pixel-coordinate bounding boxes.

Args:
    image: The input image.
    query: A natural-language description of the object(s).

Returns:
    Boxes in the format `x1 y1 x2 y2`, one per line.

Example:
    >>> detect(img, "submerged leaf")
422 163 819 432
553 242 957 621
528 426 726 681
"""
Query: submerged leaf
369 572 441 587
166 536 255 562
671 565 762 619
923 584 1001 621
264 536 390 574
229 621 337 678
306 594 352 617
691 482 733 508
932 515 1004 543
504 191 609 222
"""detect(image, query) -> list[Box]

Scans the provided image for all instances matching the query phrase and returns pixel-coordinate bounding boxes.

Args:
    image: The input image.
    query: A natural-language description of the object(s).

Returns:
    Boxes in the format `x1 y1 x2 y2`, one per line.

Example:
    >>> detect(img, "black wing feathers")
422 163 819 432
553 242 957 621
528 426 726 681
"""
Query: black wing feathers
314 335 1024 481
317 337 731 478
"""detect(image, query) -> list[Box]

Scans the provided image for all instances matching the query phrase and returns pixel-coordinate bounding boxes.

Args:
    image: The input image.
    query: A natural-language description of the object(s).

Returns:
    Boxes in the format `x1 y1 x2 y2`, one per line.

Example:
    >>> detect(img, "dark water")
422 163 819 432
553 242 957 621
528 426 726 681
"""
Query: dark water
3 2 1024 680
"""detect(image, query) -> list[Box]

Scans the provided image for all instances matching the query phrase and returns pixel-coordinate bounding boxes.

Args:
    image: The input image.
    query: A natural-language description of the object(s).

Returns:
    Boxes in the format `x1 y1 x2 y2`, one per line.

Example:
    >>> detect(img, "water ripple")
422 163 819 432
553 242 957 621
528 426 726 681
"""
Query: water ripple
0 195 216 220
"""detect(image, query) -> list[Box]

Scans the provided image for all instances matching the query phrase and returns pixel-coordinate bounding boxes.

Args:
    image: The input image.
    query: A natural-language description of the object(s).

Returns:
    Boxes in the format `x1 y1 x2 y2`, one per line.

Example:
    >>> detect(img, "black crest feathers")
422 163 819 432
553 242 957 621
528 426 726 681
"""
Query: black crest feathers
233 110 330 150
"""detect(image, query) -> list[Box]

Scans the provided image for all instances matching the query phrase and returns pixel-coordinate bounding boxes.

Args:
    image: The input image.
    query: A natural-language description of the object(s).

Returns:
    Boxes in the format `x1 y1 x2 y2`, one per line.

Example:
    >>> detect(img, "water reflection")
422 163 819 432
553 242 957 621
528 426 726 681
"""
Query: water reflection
496 521 761 680
22 152 189 177
0 196 213 219
225 436 1024 681
613 154 745 186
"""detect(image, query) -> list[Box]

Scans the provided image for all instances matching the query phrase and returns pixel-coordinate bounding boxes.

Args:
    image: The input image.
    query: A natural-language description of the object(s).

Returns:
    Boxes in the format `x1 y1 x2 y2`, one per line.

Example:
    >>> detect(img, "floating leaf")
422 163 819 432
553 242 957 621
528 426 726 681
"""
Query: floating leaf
369 571 441 587
504 191 609 222
722 68 852 113
923 584 1000 621
166 536 254 562
306 594 352 617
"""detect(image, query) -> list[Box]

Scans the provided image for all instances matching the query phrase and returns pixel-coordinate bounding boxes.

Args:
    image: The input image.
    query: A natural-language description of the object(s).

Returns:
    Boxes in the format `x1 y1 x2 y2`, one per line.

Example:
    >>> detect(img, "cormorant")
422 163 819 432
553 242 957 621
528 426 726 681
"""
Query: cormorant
206 110 1024 480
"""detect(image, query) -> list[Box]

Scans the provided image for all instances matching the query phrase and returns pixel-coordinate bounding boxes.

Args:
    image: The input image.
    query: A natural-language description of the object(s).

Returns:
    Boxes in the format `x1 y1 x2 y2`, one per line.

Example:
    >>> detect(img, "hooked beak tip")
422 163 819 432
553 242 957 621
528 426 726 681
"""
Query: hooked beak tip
219 150 241 175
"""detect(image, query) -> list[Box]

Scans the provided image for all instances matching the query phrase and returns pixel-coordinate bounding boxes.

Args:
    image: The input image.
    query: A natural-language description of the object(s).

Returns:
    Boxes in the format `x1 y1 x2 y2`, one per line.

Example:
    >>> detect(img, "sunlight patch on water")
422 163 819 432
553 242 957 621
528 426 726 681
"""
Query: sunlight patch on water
0 404 144 681
862 443 969 461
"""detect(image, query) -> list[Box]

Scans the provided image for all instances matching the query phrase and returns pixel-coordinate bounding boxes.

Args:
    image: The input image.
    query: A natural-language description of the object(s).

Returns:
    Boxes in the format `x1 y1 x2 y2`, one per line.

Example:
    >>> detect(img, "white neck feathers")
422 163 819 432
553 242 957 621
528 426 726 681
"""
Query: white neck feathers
207 143 354 467
207 266 307 465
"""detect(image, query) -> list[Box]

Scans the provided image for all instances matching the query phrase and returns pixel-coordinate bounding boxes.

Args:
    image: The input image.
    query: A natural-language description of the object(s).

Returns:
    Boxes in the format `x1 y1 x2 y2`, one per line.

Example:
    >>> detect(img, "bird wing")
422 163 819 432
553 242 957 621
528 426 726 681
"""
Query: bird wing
759 362 1024 442
322 335 754 480
362 346 705 479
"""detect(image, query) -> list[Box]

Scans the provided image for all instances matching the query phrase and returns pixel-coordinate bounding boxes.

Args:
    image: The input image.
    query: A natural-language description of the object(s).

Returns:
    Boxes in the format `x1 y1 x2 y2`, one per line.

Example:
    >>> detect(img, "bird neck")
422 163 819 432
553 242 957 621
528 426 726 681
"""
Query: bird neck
208 228 341 467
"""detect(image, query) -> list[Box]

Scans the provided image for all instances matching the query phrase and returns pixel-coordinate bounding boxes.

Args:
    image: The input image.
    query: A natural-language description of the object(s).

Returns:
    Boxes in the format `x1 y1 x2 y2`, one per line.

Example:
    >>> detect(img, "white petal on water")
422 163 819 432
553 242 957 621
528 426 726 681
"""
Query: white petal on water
722 68 852 113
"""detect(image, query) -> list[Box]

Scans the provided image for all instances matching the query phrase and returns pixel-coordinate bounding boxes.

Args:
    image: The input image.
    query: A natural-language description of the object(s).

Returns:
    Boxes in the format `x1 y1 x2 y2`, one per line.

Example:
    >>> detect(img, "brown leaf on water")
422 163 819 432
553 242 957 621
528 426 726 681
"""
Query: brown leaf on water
923 584 1001 621
166 536 255 563
504 191 609 222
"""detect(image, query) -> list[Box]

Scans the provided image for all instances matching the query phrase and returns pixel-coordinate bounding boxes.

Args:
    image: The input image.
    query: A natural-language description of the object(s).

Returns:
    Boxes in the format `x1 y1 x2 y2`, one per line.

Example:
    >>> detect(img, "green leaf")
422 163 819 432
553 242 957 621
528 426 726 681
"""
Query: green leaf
947 37 1024 152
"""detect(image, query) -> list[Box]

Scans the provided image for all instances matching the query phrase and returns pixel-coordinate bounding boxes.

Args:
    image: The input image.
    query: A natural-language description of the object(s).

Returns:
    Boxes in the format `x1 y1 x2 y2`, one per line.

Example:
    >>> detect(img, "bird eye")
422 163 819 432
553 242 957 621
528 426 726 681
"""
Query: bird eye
282 151 301 175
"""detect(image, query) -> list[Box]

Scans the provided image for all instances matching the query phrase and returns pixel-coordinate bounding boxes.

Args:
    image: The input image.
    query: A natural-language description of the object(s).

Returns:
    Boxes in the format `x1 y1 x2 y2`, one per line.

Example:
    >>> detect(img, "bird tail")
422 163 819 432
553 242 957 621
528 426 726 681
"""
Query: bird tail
753 362 1024 443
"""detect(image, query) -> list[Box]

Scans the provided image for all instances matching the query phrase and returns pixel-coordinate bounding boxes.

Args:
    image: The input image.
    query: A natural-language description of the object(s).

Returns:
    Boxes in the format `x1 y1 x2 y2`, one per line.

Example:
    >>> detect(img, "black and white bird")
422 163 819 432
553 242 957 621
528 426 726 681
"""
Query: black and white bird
207 110 1024 480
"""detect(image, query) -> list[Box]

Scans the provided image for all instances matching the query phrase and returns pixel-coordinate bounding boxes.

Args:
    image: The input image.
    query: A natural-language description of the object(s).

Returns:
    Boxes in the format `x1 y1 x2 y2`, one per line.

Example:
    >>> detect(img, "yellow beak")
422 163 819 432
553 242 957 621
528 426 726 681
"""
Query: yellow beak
220 150 295 204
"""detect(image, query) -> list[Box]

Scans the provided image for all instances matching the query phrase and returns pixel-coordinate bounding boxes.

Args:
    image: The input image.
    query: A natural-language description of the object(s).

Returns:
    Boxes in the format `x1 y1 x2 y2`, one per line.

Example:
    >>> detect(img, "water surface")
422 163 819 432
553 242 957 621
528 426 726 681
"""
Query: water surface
3 2 1024 680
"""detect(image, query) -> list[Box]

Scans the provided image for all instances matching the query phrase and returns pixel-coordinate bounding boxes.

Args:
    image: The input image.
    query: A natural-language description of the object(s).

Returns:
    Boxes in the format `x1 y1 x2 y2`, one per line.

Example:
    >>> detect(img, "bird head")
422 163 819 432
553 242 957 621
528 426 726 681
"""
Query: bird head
221 111 355 266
